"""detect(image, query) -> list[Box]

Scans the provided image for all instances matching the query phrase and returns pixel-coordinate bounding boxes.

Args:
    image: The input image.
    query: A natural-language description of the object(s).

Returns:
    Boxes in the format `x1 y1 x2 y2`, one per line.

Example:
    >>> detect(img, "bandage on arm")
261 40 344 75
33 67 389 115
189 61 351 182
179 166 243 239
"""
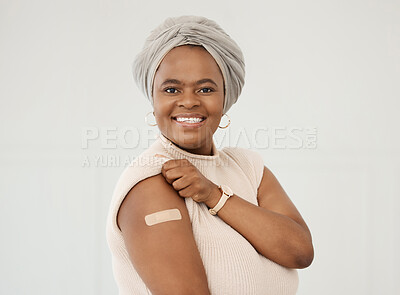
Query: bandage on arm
145 208 182 226
117 174 210 295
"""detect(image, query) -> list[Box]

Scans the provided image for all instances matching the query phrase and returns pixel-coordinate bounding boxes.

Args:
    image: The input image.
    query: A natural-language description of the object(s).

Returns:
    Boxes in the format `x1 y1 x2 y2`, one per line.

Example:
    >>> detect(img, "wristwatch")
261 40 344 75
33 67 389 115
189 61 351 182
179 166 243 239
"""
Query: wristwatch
208 184 233 215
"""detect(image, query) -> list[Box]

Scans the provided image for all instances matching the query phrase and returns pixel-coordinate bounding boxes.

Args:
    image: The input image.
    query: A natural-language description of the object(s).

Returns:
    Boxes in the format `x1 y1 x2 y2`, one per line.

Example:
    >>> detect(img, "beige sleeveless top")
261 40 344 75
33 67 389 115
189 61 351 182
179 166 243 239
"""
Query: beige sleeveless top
106 132 299 294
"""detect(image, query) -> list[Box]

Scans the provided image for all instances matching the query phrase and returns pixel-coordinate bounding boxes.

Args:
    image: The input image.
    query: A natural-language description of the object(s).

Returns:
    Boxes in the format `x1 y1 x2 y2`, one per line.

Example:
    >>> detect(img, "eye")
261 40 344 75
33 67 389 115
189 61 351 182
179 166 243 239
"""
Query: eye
165 87 178 94
199 87 213 93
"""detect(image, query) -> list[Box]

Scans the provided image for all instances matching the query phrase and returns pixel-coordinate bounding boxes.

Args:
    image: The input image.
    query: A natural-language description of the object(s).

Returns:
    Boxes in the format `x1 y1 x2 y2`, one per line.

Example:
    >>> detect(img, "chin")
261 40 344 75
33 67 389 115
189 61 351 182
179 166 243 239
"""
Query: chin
173 132 203 147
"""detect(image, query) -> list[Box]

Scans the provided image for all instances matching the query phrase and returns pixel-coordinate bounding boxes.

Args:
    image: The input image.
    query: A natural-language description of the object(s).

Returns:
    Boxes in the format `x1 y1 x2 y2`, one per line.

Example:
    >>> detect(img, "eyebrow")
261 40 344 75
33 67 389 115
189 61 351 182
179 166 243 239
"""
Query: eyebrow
160 78 218 88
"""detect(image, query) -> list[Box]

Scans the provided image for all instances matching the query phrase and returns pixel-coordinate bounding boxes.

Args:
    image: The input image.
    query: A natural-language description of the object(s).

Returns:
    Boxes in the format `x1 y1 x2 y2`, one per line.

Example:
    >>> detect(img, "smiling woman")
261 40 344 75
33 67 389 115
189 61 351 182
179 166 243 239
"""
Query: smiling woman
106 15 313 295
152 45 224 156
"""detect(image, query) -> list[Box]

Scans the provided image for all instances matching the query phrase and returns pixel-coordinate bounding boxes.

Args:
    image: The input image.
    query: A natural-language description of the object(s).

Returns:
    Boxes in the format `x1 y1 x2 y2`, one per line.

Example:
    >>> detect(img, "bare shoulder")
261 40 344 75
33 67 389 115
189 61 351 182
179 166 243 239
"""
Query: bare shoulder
118 173 188 227
117 173 210 295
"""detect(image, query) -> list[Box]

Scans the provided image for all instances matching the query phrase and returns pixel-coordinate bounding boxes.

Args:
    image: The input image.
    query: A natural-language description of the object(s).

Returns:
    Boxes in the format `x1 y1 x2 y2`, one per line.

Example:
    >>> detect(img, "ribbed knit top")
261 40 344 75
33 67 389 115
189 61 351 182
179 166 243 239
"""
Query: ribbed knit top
106 132 299 295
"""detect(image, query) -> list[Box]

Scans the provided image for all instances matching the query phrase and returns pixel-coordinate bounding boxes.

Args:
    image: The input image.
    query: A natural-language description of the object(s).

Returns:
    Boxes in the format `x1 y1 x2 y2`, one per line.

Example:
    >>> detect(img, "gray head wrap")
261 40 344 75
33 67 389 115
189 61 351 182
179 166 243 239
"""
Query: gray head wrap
132 15 245 114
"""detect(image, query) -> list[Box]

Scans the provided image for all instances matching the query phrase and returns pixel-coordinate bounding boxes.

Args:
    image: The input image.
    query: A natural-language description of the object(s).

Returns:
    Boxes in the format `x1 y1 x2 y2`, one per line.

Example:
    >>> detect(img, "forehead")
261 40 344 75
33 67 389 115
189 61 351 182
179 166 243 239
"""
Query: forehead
154 45 223 83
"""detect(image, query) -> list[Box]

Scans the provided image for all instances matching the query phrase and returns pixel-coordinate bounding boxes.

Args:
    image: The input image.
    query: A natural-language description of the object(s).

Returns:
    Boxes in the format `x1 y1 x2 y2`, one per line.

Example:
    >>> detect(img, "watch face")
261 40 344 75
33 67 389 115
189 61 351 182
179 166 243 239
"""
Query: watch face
220 184 233 196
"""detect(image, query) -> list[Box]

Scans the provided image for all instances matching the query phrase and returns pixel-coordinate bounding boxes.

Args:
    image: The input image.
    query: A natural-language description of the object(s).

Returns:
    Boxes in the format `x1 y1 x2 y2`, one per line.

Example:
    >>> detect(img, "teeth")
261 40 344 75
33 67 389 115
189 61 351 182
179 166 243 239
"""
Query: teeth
175 117 204 123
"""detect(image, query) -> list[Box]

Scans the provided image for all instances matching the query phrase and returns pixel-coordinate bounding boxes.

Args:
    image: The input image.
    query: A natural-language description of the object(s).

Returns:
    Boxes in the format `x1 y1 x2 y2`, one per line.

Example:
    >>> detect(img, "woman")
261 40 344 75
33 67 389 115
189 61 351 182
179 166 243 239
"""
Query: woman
106 15 314 295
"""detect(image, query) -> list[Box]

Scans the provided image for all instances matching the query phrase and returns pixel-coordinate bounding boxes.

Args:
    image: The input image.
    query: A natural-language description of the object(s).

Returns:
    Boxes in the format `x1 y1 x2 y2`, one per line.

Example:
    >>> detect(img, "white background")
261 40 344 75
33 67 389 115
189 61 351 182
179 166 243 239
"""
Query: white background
1 0 399 294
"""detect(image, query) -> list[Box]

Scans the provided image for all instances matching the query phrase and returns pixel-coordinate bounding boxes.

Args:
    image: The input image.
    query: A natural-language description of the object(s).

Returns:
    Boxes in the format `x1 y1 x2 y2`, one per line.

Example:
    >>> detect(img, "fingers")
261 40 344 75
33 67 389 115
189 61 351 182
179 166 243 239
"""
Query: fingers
161 159 193 180
177 185 196 199
155 155 196 192
162 158 192 170
171 176 190 191
153 155 205 203
154 154 192 170
162 168 183 184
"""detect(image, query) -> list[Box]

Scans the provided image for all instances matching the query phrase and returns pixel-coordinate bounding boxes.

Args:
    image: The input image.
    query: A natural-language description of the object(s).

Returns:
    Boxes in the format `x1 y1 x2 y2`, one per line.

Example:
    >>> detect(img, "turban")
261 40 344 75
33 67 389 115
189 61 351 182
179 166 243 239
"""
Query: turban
132 15 245 114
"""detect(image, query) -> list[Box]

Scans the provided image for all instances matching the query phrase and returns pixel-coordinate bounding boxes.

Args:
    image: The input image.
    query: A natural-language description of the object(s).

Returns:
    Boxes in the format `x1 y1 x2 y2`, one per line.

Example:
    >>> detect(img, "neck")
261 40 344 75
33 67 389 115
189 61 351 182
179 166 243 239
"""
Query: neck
159 133 217 157
171 140 214 156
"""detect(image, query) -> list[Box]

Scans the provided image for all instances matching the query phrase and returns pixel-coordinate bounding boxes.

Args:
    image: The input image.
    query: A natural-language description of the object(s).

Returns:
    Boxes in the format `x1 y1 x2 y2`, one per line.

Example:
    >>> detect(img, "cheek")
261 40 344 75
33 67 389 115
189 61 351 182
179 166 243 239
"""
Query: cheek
153 100 174 126
207 96 224 116
153 97 169 115
205 105 224 128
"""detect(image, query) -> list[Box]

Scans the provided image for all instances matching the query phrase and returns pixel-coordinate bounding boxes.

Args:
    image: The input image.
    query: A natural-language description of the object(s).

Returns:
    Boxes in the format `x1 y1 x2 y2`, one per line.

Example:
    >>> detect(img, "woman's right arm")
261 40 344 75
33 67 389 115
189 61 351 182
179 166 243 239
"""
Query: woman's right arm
117 173 211 295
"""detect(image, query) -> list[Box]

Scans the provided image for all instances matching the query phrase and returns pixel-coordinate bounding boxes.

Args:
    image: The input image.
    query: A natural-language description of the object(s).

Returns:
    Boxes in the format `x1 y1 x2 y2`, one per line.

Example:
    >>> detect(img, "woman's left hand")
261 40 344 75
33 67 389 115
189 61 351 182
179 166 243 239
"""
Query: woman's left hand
156 155 218 204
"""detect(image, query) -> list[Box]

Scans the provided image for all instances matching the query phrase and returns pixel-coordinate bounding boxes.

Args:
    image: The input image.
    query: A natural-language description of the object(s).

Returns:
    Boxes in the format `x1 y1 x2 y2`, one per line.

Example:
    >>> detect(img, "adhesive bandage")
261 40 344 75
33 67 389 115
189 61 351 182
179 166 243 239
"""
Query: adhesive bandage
145 208 182 226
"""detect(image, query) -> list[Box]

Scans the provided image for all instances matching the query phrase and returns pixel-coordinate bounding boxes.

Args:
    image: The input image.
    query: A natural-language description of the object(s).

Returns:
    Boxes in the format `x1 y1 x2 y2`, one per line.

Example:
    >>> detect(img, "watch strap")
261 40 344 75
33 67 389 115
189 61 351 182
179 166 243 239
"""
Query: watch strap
209 185 231 215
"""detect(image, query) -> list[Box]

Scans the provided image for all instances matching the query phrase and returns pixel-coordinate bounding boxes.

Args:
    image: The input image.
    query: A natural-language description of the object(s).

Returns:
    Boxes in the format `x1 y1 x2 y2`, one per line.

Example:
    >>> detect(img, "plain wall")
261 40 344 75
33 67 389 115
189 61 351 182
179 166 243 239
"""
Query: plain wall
1 0 399 294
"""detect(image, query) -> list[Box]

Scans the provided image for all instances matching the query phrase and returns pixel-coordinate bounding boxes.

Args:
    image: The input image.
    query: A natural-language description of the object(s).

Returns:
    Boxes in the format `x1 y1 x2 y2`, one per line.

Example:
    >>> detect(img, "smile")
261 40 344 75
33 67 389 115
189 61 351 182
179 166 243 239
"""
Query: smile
172 116 207 128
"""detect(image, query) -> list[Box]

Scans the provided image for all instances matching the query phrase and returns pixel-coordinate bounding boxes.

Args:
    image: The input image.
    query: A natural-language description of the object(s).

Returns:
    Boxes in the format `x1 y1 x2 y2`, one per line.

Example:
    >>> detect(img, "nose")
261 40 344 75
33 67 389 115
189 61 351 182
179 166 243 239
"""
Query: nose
177 92 200 109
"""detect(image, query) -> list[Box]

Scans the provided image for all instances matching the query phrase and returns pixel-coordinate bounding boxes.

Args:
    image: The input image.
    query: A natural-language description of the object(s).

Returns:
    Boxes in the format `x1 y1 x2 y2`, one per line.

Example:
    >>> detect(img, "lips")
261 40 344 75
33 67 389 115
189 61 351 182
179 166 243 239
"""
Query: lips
171 113 207 128
172 113 207 120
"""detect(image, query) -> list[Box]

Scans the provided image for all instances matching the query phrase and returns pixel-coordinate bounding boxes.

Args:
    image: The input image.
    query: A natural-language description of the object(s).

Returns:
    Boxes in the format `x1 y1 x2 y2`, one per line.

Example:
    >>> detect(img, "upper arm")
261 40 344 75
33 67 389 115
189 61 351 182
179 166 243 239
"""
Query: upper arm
257 166 311 236
117 174 210 295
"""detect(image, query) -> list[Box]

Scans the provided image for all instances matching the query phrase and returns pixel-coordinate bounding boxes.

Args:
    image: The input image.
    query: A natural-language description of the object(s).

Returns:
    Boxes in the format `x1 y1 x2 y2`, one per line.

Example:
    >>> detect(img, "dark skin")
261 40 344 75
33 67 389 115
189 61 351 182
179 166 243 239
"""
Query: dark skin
118 45 314 294
152 45 225 156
